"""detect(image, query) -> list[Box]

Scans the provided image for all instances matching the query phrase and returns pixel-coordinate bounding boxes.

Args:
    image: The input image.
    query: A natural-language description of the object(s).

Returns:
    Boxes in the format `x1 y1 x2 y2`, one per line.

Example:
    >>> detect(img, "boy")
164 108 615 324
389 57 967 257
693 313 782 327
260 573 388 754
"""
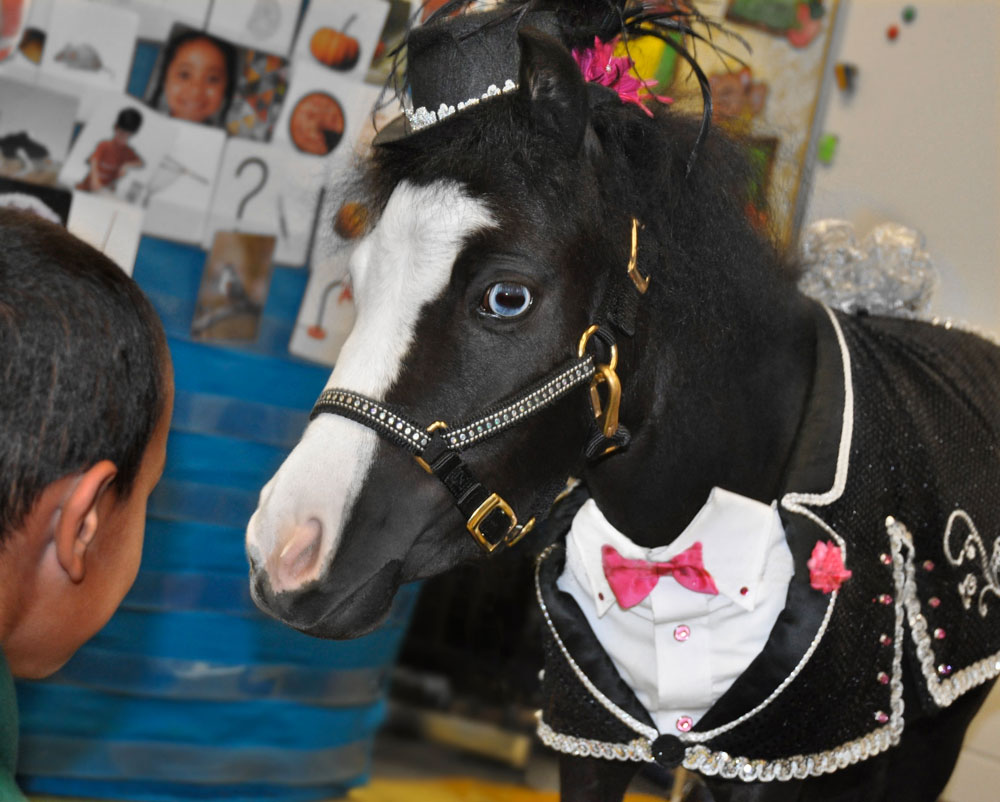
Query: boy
0 208 173 798
76 107 145 194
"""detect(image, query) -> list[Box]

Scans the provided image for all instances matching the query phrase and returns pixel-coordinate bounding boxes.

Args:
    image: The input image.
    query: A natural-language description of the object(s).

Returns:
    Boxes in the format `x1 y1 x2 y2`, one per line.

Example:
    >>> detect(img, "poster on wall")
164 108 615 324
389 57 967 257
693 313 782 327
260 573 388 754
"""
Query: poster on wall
67 191 145 276
91 0 212 42
60 94 177 207
288 240 356 366
0 77 79 187
38 0 139 120
0 0 53 83
203 138 325 267
665 0 840 246
144 23 290 141
292 0 390 85
142 119 226 244
206 0 303 58
191 230 277 342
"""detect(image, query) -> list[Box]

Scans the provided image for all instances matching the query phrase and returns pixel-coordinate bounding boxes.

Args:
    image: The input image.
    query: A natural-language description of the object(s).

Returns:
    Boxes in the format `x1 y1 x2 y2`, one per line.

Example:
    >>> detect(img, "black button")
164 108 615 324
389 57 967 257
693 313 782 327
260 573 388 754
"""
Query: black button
651 734 686 768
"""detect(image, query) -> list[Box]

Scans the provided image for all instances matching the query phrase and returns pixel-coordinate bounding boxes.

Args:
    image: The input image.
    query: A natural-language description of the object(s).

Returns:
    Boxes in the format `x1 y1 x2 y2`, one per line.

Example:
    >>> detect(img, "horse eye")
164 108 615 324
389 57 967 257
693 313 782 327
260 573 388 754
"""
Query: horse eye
482 282 533 318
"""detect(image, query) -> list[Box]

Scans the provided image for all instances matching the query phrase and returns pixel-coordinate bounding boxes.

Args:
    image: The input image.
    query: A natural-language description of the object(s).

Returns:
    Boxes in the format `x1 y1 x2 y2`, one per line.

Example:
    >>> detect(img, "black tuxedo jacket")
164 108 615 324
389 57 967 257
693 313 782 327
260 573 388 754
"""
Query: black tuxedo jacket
535 305 1000 783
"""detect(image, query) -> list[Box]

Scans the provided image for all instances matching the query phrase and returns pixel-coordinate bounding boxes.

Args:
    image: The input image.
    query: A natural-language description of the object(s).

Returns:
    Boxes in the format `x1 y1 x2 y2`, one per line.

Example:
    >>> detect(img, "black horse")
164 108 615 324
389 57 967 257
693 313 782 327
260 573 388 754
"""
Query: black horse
246 3 1000 800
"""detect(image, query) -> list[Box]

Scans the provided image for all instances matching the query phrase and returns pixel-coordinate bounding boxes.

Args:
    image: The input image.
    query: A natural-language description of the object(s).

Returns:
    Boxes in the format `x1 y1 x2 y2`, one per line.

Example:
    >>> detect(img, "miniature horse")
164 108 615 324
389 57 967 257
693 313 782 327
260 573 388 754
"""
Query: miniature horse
246 26 1000 802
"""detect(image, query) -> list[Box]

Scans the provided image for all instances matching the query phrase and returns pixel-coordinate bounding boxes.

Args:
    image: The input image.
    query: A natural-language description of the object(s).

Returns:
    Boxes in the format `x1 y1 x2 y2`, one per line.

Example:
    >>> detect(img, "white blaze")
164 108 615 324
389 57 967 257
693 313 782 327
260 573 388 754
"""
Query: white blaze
247 181 494 592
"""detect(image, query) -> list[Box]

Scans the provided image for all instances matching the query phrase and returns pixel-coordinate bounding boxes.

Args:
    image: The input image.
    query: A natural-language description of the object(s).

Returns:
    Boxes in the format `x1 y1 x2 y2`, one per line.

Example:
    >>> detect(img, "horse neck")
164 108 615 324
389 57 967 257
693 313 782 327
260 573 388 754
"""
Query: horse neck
582 280 818 549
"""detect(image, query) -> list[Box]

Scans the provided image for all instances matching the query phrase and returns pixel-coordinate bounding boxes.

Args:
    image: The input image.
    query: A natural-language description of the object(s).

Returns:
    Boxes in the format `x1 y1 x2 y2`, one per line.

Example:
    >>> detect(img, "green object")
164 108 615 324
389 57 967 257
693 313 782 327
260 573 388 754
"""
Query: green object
727 0 799 33
0 651 28 802
653 34 681 93
817 133 839 165
809 1 826 20
902 5 917 23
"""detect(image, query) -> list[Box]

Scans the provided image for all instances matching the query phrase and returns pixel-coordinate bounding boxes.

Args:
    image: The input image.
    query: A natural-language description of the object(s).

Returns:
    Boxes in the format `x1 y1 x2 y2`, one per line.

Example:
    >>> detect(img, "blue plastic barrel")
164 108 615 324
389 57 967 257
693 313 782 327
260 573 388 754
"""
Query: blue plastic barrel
15 237 419 801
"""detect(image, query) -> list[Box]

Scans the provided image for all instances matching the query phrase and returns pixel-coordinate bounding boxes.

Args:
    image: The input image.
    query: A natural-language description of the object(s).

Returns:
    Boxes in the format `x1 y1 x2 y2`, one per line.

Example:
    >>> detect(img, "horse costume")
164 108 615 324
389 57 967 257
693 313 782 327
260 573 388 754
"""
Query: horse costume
246 3 1000 799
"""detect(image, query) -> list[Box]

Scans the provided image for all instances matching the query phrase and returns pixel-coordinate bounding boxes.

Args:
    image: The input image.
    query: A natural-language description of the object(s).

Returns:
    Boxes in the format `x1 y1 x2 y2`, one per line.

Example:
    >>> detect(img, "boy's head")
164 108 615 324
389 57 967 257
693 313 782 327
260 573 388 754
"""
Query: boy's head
0 209 173 678
113 107 143 143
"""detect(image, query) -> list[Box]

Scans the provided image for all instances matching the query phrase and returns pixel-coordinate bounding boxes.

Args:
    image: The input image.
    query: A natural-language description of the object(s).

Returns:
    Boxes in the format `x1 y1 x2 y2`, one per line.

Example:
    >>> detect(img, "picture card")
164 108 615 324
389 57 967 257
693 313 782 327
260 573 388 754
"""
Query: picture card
203 138 325 267
0 0 53 83
144 23 290 141
39 0 138 119
191 230 276 342
288 238 356 367
271 60 373 158
366 0 409 86
142 119 226 244
206 0 302 58
293 0 389 85
60 93 176 208
91 0 211 42
0 77 79 186
0 174 72 224
67 191 144 276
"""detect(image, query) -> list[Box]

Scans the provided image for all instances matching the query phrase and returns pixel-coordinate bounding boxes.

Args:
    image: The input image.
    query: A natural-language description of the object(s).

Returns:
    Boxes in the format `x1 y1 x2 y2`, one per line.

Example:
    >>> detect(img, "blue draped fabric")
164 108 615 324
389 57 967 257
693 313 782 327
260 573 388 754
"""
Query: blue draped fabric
15 235 419 800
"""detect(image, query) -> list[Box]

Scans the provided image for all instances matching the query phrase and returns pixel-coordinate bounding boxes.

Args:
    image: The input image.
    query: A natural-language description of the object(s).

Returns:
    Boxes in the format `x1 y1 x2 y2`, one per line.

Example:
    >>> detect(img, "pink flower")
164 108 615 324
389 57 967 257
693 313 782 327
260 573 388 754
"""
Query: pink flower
572 36 672 117
808 540 852 593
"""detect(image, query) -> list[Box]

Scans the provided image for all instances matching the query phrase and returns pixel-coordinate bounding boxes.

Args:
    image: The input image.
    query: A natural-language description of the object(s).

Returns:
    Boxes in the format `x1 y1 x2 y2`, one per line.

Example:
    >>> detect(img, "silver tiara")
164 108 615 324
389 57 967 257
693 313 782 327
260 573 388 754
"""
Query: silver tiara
405 78 519 132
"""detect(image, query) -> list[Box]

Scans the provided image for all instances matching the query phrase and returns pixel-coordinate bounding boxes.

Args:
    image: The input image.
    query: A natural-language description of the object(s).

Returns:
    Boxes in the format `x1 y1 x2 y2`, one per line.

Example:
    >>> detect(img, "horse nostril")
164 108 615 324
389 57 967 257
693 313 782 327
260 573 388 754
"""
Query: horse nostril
276 519 324 588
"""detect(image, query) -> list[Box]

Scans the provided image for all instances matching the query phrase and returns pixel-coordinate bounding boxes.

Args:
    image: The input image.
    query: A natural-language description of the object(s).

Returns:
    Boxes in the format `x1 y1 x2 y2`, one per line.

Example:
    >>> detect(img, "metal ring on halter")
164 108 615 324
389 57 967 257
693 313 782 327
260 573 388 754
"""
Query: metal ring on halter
577 324 618 371
414 421 449 474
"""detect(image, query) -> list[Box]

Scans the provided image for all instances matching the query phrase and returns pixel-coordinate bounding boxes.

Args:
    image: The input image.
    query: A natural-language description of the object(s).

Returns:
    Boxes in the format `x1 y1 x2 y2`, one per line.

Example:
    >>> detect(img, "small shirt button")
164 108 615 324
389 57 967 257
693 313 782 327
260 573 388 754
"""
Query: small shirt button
673 625 691 642
676 715 693 733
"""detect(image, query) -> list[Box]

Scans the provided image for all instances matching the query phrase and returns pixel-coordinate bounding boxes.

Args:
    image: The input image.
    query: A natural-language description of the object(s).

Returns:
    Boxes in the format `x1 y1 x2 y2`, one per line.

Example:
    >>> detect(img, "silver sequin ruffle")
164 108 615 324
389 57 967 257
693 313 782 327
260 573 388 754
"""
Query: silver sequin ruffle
798 220 937 318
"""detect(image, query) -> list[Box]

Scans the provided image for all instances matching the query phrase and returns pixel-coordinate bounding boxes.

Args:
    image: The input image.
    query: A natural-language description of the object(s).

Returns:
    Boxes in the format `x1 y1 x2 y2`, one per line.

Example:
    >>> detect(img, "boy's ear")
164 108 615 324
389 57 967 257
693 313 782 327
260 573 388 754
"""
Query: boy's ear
54 461 117 583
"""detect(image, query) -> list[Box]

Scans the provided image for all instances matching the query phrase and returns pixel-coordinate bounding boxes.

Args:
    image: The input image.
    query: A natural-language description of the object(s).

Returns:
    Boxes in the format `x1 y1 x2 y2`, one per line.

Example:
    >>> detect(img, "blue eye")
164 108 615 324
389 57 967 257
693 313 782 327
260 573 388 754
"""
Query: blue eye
482 282 533 318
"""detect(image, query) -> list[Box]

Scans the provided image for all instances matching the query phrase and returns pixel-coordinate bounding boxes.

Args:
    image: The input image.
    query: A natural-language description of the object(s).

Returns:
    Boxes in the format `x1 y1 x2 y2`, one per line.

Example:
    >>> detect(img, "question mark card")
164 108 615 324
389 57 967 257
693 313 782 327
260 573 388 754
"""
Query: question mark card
203 138 323 268
207 0 302 58
143 119 226 245
38 0 138 121
291 0 390 84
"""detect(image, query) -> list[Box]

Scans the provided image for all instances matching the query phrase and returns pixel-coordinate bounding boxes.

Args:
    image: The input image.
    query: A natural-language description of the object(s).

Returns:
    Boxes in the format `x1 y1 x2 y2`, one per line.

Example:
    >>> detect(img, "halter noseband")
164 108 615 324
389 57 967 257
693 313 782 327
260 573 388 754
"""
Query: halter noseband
309 218 652 554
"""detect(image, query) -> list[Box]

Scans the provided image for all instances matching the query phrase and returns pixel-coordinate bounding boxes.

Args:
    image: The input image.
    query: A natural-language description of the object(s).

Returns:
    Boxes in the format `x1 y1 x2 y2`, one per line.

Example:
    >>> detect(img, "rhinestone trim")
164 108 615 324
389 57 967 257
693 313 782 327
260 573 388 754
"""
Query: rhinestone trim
313 356 594 456
889 515 1000 708
405 79 519 132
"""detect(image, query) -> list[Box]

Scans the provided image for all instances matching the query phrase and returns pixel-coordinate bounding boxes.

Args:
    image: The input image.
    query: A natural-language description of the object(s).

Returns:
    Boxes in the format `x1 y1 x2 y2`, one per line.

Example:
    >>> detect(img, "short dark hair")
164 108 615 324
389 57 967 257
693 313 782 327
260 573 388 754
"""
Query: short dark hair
0 209 169 540
115 107 143 133
147 28 238 124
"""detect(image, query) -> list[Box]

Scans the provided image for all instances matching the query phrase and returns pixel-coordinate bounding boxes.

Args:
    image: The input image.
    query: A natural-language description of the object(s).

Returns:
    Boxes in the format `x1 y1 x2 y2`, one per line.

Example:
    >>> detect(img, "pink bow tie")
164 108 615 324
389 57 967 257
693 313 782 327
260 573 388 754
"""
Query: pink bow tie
601 542 719 609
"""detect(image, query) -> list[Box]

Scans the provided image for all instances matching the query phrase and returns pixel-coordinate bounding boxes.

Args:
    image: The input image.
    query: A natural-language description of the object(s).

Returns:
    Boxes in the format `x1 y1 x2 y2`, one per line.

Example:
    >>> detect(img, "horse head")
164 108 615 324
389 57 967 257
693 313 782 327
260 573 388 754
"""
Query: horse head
247 17 812 639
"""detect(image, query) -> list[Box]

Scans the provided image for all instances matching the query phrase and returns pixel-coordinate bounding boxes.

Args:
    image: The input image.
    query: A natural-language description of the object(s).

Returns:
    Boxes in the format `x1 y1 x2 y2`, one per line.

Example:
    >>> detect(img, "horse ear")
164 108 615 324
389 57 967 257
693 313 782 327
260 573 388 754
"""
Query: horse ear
517 27 589 155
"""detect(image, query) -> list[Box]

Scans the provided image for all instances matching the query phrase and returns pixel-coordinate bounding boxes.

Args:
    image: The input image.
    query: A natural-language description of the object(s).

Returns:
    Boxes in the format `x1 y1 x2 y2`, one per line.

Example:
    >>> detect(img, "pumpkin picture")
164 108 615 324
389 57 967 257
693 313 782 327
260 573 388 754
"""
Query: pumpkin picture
309 15 359 71
288 91 345 156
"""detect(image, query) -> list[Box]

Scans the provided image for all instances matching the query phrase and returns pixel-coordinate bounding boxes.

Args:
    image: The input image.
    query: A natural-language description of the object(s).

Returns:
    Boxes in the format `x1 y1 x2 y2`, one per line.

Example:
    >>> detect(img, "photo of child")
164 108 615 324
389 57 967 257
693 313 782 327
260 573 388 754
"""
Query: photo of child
75 107 145 193
145 29 237 126
145 24 289 141
60 93 176 209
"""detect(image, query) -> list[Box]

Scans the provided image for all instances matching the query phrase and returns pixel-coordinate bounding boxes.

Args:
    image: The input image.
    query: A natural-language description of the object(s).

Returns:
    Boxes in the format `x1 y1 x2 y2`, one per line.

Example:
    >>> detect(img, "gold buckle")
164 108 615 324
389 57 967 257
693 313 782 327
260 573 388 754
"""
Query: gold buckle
626 217 649 294
414 421 449 474
467 493 534 553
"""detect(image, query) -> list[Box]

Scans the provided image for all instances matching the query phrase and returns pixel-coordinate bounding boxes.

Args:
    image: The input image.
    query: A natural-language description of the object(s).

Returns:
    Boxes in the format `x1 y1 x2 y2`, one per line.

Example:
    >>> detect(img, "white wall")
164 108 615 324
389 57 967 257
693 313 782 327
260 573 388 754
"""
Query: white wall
803 4 1000 797
804 0 1000 335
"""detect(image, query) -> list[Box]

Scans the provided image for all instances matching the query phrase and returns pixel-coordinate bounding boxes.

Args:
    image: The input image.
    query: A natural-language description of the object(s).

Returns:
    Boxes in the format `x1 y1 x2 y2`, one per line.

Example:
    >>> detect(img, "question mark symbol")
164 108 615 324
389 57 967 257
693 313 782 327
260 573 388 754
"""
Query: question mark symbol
235 156 269 220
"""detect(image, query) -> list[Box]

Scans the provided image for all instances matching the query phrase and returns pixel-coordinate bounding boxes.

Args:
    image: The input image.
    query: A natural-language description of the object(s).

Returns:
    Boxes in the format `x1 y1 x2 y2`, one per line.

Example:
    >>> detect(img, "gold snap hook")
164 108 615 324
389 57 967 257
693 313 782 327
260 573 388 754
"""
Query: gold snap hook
589 364 622 438
627 217 650 294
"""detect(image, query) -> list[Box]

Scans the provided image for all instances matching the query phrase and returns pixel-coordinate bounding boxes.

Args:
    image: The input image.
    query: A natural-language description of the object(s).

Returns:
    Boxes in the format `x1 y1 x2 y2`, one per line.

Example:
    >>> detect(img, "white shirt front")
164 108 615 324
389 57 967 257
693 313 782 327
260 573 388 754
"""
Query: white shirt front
556 489 794 734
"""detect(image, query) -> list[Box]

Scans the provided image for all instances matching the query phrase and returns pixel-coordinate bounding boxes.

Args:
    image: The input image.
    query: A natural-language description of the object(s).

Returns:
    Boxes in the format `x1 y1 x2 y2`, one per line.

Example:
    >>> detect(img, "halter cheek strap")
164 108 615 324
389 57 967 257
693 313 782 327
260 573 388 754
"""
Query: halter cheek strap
311 356 596 552
310 217 652 554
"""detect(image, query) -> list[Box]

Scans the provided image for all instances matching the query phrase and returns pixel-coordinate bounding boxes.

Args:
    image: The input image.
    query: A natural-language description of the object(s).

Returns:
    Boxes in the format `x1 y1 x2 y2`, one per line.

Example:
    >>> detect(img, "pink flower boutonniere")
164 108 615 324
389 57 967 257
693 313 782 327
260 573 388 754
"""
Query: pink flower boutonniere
572 36 672 117
808 540 852 594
